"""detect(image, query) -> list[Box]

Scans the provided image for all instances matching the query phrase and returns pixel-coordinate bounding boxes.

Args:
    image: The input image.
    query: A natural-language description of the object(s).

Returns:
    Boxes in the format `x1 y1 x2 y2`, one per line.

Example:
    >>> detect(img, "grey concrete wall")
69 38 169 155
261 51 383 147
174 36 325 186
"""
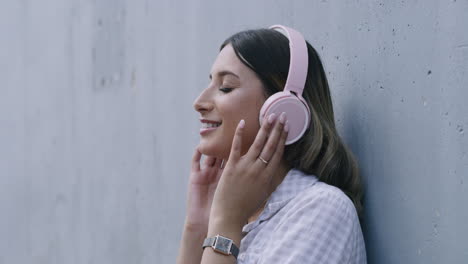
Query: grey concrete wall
0 0 467 263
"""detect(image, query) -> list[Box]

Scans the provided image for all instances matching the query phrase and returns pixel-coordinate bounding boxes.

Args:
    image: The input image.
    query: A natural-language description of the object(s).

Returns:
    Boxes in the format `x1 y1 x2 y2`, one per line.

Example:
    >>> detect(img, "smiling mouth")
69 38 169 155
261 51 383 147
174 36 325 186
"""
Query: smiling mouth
201 122 222 129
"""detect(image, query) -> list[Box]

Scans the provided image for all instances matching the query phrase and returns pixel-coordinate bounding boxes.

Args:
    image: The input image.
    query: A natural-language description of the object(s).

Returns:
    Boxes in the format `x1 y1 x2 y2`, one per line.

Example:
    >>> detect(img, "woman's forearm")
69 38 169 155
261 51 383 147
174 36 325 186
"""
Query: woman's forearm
176 222 207 264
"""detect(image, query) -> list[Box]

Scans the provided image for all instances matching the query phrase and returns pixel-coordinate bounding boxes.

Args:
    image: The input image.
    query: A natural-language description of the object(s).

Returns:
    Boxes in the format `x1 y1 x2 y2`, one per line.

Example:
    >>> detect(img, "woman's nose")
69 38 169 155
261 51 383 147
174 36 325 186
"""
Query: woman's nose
193 89 213 113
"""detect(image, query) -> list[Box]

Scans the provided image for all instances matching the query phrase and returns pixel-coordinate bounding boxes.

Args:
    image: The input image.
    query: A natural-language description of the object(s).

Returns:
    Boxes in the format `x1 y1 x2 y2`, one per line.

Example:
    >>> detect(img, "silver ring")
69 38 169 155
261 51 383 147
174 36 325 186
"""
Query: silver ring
258 156 269 165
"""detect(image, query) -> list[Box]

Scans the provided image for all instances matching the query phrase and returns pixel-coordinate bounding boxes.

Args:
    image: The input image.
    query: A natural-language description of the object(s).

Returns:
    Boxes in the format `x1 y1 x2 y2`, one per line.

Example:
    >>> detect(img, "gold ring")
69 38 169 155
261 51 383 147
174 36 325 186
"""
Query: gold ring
258 156 269 165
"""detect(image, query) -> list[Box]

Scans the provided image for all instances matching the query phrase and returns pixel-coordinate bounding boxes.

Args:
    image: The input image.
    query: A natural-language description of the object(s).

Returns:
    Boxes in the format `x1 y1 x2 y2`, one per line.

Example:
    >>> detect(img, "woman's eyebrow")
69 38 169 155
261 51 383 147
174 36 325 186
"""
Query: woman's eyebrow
209 70 240 80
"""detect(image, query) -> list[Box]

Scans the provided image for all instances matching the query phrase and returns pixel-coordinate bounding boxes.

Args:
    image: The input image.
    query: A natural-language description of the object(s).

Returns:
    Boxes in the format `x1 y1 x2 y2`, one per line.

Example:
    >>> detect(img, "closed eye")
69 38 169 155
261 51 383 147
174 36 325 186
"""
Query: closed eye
219 87 233 93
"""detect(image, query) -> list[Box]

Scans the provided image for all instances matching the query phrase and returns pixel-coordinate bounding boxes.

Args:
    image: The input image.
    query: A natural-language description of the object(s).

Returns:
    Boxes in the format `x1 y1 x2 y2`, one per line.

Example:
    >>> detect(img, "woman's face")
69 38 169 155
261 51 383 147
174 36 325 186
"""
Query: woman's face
193 44 267 160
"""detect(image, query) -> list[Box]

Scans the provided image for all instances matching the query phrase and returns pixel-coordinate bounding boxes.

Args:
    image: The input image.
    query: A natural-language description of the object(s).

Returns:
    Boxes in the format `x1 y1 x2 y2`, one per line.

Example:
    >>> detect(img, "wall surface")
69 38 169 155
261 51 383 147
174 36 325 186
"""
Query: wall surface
0 0 467 263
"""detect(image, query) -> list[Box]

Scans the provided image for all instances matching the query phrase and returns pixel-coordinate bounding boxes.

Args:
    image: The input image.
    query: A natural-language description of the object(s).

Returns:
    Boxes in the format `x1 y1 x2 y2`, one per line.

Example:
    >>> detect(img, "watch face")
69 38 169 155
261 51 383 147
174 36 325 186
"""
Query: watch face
214 235 232 255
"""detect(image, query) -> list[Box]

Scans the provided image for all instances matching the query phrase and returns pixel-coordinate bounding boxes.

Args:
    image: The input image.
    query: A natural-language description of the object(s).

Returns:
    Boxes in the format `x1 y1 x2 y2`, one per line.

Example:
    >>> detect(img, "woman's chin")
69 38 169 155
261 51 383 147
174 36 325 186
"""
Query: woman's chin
197 142 228 159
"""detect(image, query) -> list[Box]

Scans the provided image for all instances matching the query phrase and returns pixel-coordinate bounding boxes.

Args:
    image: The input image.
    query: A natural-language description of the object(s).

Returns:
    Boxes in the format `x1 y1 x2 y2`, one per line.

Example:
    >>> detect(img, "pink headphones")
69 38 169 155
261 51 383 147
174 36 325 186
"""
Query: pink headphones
259 25 311 145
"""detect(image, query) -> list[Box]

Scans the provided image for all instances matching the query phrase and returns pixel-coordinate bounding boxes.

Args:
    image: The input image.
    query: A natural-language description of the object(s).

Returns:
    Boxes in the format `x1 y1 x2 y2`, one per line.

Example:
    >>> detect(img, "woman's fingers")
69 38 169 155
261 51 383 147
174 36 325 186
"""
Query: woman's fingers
267 120 289 169
246 113 277 160
203 155 217 168
214 159 224 182
256 112 287 165
191 148 202 172
228 119 245 162
193 148 223 172
215 158 223 169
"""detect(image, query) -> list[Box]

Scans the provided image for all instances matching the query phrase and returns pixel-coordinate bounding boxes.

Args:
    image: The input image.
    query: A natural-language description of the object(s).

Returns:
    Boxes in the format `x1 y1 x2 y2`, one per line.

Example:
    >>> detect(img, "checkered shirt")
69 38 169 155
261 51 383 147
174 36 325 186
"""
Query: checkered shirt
237 168 367 263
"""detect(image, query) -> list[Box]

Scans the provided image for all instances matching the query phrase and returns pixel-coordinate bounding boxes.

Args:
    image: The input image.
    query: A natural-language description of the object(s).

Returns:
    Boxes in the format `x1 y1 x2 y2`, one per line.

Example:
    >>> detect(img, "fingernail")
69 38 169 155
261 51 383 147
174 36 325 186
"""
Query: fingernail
239 119 245 128
284 121 289 132
279 112 286 124
267 113 276 124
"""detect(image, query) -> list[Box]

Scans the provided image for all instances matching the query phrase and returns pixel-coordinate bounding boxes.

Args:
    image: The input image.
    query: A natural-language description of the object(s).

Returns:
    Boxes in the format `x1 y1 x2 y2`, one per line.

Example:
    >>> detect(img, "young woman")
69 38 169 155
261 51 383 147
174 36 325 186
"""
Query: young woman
177 25 366 264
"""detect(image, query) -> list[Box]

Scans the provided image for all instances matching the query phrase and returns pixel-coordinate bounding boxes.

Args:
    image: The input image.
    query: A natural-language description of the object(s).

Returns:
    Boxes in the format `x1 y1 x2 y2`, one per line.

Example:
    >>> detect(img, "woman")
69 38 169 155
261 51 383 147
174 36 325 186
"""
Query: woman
177 25 366 264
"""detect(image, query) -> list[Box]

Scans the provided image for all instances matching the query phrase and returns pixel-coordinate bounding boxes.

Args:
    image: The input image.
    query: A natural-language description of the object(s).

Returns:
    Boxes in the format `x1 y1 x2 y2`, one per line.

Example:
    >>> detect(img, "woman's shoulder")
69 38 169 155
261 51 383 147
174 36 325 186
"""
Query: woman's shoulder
291 170 358 219
255 170 366 264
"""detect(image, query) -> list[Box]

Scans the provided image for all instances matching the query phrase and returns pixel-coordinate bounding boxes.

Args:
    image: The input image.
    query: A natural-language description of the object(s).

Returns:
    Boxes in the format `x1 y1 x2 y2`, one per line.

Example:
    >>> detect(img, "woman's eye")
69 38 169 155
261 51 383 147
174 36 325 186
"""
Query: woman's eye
219 87 233 93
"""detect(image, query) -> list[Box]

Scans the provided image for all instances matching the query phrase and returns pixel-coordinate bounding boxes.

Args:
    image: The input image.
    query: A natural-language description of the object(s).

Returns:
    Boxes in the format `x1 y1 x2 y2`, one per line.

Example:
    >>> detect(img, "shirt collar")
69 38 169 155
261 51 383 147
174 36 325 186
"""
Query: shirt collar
242 168 318 233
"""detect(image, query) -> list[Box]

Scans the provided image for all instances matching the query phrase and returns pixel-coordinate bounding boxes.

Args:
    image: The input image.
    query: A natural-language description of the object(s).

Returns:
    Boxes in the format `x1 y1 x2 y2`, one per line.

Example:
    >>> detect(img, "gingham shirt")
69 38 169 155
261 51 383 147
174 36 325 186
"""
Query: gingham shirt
237 168 366 263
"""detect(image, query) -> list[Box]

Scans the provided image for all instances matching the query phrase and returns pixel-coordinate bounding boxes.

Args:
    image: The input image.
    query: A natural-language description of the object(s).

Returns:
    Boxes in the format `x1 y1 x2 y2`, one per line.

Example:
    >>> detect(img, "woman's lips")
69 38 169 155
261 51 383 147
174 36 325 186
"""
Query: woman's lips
200 124 221 135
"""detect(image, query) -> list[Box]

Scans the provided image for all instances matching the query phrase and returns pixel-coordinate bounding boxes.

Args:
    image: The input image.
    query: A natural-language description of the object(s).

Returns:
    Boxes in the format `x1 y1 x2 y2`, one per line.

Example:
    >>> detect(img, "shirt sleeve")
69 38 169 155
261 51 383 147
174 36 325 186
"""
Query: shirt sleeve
257 187 366 264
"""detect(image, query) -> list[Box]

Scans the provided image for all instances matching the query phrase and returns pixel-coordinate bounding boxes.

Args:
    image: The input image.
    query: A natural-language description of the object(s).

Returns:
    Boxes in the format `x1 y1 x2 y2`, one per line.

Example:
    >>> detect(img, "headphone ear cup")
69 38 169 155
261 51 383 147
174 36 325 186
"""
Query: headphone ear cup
259 92 311 145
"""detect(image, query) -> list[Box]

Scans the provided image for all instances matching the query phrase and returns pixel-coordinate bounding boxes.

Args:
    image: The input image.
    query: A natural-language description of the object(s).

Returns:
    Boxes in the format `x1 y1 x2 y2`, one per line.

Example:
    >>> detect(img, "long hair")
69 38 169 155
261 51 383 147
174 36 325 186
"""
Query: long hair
220 28 364 217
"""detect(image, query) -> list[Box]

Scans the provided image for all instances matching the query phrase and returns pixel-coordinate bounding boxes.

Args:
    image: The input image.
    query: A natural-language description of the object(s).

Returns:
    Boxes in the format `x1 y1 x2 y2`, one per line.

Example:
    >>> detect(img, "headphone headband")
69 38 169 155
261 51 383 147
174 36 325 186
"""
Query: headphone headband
269 25 309 97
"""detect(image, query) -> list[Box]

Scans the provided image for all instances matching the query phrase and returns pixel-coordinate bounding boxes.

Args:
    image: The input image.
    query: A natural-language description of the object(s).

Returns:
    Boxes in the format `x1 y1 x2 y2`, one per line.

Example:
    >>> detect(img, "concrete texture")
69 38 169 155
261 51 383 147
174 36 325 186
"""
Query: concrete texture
0 0 467 263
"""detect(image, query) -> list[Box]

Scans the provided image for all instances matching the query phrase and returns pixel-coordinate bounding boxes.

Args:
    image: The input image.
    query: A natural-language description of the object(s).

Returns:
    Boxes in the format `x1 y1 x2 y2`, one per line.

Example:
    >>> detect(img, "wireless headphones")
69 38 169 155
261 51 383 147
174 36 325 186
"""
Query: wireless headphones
259 25 311 145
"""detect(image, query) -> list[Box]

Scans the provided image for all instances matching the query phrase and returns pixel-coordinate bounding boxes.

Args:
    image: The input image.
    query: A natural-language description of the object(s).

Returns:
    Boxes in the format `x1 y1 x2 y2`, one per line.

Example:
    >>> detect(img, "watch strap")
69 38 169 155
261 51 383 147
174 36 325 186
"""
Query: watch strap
230 240 239 258
202 237 216 248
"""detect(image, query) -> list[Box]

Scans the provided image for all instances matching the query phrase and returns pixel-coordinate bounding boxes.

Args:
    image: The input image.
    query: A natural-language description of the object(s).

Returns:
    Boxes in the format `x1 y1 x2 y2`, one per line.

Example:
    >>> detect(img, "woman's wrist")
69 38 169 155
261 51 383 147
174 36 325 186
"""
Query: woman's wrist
207 217 243 246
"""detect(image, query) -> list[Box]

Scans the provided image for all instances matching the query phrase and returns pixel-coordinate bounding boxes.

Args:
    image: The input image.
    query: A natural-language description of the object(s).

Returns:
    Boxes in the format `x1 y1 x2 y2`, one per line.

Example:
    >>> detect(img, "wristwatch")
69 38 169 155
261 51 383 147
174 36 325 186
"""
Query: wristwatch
202 234 239 259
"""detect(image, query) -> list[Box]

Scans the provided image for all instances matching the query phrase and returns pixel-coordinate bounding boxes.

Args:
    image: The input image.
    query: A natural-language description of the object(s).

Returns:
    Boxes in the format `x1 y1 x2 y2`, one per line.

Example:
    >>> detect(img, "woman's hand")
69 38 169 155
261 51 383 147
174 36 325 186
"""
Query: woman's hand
209 112 289 227
184 148 224 232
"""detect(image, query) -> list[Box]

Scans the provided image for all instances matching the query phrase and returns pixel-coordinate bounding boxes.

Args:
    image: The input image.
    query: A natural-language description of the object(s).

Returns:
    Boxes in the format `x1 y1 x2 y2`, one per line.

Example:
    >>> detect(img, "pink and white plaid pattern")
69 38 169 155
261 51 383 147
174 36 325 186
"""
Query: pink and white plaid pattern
237 169 367 263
